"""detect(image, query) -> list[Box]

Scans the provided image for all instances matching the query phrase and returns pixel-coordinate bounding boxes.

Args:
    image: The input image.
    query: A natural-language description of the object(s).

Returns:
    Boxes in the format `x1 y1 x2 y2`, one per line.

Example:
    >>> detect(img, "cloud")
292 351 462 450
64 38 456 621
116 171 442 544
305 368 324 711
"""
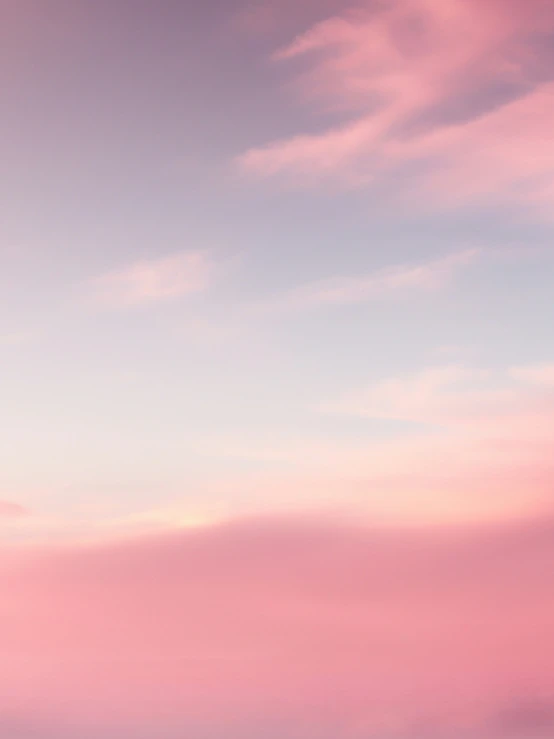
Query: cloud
269 248 478 310
155 249 478 332
102 356 552 531
0 500 28 518
238 0 554 213
1 515 553 737
321 364 516 423
510 363 554 388
282 361 554 524
321 360 554 426
89 251 215 308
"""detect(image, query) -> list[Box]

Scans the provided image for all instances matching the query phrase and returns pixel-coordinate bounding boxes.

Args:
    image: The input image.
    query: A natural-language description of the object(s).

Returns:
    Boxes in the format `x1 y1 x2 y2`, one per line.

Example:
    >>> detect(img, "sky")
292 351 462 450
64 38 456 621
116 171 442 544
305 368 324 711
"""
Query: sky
1 0 553 736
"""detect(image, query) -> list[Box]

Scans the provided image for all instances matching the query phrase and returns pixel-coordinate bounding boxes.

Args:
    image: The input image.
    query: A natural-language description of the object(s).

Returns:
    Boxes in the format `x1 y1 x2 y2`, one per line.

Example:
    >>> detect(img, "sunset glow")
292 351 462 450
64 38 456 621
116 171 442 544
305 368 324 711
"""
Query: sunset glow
1 1 553 737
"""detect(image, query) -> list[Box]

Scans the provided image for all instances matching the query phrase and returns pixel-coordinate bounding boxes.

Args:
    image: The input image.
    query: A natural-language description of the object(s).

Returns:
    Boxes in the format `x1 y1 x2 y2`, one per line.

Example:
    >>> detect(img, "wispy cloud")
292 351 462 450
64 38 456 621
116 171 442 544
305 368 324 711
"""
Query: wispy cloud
142 249 478 337
238 0 554 213
263 248 478 312
145 358 554 528
279 360 554 523
321 364 509 423
321 361 554 425
510 363 554 388
89 251 216 309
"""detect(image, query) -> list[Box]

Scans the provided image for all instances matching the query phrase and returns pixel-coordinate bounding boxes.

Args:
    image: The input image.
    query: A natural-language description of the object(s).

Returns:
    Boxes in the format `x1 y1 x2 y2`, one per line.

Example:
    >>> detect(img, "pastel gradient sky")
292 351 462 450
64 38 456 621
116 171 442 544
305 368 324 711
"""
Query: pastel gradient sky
1 0 554 737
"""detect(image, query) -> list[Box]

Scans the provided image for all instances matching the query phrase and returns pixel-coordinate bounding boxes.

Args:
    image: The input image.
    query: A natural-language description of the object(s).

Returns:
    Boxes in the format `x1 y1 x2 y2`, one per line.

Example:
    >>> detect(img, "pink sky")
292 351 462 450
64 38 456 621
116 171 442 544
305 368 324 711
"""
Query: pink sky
2 516 554 738
1 0 554 736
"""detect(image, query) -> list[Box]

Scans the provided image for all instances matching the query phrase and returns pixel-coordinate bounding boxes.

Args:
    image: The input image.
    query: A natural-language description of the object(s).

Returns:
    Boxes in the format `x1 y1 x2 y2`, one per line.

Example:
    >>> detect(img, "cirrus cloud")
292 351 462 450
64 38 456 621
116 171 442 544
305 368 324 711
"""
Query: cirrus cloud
238 0 554 214
268 248 478 311
89 250 216 309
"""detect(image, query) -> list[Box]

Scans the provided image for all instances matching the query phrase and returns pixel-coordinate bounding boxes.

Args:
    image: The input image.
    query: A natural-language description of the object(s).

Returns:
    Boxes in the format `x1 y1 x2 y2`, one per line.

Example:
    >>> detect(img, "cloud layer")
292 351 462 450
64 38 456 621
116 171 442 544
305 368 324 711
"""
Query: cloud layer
1 516 553 738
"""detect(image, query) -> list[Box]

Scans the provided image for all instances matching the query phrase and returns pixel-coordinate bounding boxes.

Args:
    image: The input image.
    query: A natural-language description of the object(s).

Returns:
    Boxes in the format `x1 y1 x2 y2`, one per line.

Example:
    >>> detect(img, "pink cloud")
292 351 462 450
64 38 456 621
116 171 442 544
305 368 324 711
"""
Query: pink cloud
396 84 554 215
1 516 553 737
238 0 554 212
159 249 478 331
510 363 554 388
322 362 554 428
322 364 515 423
90 251 215 308
246 249 478 319
275 248 478 309
120 358 553 531
0 500 28 518
276 361 552 523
